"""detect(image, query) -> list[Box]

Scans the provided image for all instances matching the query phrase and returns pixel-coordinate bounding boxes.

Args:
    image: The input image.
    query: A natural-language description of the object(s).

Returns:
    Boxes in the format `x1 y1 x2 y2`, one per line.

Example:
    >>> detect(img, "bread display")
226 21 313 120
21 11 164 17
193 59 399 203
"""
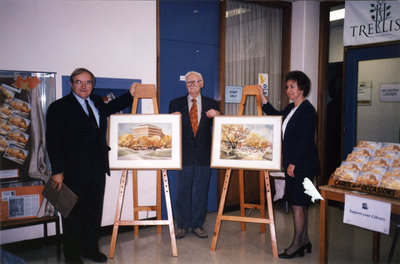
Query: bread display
355 172 382 186
330 141 400 199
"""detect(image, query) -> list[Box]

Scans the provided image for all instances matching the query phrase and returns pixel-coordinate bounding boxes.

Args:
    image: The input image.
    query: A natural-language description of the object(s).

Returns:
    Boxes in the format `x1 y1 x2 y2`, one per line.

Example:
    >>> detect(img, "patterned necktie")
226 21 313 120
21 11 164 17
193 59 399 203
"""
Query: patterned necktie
85 99 98 128
189 99 198 137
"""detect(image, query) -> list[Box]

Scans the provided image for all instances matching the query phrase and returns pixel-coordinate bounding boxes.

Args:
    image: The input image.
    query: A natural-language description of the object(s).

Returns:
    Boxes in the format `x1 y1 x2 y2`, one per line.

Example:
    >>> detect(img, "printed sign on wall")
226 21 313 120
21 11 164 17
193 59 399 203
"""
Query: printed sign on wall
379 83 400 102
344 1 400 46
225 86 243 103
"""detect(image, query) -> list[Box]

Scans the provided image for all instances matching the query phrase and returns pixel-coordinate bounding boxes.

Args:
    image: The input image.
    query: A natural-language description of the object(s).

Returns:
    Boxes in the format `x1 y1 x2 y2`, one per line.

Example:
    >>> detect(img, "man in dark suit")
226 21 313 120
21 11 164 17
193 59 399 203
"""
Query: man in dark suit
46 68 138 263
169 71 220 239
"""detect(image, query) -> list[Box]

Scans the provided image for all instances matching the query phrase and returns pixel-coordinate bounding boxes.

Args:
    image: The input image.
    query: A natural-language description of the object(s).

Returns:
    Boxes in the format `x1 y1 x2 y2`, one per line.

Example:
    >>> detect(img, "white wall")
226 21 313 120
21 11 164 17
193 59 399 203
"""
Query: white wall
291 0 320 108
0 0 156 244
357 58 400 143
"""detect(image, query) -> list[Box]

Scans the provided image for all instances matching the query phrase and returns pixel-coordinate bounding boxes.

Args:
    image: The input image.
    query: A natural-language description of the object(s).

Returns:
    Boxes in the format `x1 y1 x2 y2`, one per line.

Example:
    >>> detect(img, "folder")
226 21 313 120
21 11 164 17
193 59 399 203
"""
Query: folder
42 179 78 218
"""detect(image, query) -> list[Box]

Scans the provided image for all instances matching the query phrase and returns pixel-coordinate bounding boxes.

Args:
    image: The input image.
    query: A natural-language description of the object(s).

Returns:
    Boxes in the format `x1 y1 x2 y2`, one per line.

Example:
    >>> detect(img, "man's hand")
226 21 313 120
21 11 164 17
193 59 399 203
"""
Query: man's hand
129 82 140 96
206 109 220 118
51 173 64 191
287 164 295 178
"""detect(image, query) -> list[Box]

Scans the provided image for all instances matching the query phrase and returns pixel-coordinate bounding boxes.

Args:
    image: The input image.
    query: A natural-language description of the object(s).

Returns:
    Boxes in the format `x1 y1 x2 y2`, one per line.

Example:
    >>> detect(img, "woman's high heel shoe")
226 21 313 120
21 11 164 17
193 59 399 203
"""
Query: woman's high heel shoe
304 242 312 253
285 242 312 253
278 246 305 259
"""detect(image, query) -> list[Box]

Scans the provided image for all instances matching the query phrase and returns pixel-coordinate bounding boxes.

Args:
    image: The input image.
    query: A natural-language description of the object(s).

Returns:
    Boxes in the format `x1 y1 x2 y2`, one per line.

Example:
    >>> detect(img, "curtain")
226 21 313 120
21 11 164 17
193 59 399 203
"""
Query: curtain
29 73 56 217
225 0 282 115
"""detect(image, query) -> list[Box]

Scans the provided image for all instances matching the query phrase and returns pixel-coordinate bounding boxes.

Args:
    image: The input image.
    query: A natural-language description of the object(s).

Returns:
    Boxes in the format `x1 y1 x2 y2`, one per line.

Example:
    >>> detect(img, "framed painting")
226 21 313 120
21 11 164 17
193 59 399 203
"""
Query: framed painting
108 114 182 169
211 116 282 170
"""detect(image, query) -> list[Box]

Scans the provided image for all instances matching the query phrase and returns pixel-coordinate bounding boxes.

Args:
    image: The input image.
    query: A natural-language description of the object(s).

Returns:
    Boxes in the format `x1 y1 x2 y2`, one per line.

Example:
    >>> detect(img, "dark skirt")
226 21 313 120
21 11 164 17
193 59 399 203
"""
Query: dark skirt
284 170 314 206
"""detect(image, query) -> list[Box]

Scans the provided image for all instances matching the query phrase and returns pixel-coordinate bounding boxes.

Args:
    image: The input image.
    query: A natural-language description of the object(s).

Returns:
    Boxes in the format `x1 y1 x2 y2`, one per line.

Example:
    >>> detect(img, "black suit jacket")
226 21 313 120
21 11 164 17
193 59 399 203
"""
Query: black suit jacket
262 100 317 175
46 92 133 193
169 94 219 166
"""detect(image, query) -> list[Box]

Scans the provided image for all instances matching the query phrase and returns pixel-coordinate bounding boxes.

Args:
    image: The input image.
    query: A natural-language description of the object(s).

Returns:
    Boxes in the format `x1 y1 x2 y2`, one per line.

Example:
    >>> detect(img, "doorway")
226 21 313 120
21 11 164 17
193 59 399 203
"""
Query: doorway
318 1 345 185
343 42 400 157
356 58 400 143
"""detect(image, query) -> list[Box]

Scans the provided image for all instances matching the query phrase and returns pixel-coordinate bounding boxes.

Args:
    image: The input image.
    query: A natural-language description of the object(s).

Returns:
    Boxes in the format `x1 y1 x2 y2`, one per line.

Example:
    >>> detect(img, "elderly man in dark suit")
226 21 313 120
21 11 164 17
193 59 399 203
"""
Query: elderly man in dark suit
46 68 139 264
169 71 220 239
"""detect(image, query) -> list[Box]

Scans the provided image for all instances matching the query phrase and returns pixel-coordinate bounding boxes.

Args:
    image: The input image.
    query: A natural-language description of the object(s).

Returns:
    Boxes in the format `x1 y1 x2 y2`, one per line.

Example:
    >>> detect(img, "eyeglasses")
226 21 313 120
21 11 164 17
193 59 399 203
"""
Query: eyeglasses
73 80 93 86
186 80 203 85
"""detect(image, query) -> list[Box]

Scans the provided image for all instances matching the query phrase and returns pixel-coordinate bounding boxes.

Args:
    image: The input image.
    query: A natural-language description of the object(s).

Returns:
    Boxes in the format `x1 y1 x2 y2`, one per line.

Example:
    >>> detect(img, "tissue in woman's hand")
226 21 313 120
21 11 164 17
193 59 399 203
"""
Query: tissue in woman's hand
303 178 324 202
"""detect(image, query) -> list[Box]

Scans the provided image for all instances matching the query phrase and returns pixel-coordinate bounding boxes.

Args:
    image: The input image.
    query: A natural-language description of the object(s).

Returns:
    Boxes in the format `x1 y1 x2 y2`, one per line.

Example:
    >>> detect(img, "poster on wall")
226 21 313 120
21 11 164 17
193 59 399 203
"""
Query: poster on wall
357 81 372 105
379 83 400 102
225 86 242 103
0 70 55 181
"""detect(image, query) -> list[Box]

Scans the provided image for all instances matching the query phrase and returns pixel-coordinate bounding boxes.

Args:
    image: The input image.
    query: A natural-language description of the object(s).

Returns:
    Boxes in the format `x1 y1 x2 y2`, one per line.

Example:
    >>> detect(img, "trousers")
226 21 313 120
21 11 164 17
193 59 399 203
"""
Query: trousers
175 165 211 230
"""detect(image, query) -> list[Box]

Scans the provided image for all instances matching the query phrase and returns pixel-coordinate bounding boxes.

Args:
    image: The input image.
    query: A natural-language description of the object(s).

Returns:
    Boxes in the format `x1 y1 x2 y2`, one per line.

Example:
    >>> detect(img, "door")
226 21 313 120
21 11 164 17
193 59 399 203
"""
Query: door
343 42 400 158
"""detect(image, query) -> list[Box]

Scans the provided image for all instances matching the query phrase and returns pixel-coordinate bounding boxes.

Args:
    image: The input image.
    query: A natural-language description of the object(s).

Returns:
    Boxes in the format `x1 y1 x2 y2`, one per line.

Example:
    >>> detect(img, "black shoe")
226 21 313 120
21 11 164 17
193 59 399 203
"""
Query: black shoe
278 246 305 259
285 242 312 253
65 256 83 264
304 242 312 253
82 251 107 263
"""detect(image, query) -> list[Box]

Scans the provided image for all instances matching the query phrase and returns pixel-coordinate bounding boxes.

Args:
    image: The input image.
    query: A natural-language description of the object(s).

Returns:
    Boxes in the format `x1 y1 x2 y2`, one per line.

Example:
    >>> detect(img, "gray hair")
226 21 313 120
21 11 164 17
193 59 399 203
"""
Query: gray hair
185 71 203 81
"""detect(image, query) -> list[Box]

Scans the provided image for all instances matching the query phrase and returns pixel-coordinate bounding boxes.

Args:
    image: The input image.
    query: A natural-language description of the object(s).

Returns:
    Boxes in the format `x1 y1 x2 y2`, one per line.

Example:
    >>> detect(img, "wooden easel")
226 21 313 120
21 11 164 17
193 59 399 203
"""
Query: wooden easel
108 84 178 258
210 85 278 258
238 85 265 232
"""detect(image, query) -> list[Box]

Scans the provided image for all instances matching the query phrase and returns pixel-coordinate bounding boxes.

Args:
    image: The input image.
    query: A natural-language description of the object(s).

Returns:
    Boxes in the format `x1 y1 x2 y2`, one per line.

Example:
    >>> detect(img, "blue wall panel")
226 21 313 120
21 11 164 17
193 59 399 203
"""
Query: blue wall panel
160 39 219 114
160 0 219 45
160 0 220 218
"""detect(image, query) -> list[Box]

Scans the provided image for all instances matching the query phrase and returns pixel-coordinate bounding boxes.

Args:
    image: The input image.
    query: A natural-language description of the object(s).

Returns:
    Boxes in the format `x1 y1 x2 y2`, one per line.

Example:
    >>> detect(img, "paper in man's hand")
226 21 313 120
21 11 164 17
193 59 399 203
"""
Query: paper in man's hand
42 179 78 218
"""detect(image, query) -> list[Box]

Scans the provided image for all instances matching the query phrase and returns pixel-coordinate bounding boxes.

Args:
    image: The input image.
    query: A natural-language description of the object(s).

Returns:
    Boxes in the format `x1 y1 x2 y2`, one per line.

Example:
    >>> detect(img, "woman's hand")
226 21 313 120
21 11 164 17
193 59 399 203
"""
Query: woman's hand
287 164 295 177
256 84 268 104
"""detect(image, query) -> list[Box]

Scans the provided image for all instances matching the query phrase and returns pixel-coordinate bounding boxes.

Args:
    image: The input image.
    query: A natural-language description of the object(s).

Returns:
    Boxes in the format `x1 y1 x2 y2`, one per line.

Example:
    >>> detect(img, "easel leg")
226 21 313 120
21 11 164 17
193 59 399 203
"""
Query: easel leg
259 171 266 233
162 169 178 256
133 170 139 235
239 169 246 231
211 169 232 251
156 170 162 234
109 170 128 258
264 170 278 258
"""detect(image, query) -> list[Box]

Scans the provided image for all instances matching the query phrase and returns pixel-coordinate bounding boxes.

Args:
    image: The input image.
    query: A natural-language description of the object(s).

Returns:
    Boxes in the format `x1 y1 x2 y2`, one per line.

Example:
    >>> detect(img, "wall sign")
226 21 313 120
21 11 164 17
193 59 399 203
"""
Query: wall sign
344 1 400 46
357 81 372 105
379 83 400 102
225 86 242 103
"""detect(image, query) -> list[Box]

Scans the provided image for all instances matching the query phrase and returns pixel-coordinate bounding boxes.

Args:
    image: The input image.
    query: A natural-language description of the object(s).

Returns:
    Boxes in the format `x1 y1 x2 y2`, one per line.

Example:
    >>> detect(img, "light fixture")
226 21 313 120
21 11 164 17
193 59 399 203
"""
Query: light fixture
226 7 251 18
330 8 345 22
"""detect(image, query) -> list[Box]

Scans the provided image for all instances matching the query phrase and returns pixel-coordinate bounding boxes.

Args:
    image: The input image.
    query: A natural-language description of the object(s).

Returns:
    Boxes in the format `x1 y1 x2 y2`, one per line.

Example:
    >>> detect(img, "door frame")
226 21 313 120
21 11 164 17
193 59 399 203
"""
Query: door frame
343 40 400 158
317 1 344 186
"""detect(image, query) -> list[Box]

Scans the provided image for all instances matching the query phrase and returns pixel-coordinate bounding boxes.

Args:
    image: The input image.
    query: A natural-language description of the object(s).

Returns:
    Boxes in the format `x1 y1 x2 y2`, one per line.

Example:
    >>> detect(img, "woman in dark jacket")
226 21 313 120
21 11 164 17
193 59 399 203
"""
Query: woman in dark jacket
258 71 317 259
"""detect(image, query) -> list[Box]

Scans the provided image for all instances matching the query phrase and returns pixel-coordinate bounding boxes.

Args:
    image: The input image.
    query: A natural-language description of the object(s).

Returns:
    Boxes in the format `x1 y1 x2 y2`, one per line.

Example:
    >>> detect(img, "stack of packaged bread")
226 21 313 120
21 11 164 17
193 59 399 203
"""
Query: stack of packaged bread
329 141 400 199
